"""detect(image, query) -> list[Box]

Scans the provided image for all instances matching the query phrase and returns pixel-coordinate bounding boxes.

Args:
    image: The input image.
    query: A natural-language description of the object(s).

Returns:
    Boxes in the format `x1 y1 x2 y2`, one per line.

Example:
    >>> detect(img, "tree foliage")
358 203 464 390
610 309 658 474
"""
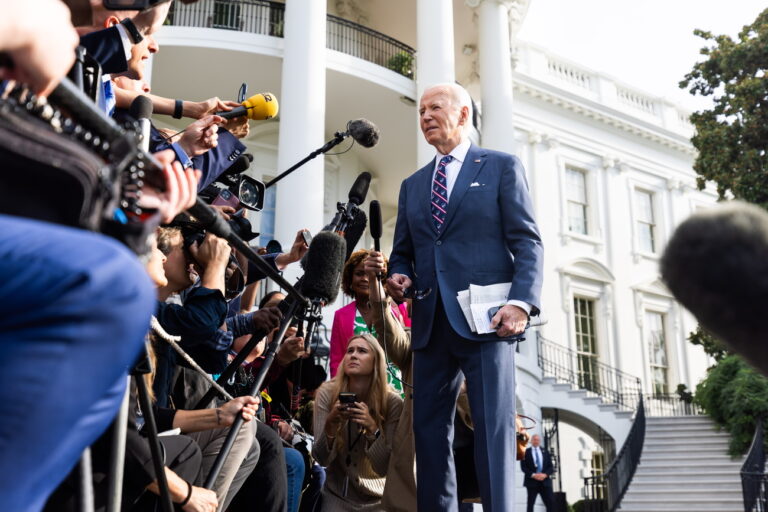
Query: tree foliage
680 8 768 207
687 326 730 363
695 355 768 455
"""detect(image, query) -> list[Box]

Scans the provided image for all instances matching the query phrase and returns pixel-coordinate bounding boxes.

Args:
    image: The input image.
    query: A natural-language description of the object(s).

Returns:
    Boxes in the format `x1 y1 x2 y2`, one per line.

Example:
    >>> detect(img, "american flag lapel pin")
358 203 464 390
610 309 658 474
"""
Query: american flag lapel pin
474 159 481 163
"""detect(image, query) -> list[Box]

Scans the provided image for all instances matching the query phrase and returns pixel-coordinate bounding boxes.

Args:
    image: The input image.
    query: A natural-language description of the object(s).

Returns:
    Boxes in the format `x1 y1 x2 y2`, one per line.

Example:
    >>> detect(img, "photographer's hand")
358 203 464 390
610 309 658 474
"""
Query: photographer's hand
275 229 310 269
178 115 225 157
0 0 78 97
276 336 306 366
139 150 200 223
188 233 231 295
251 306 282 334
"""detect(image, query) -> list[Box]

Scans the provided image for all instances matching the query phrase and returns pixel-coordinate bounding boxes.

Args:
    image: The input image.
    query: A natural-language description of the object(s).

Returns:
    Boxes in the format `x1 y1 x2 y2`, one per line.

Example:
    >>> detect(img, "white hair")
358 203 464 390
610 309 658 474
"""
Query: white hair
423 82 474 128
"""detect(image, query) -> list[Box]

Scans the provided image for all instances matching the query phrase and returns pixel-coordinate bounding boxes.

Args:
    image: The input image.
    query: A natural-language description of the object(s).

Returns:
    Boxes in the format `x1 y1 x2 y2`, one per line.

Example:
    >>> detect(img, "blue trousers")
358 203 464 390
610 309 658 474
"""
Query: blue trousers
284 446 305 512
0 215 155 512
413 298 518 512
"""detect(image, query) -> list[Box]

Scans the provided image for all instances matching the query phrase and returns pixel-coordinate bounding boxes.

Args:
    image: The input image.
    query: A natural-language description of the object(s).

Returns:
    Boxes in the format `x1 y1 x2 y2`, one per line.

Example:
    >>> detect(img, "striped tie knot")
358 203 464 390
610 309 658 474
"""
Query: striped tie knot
431 155 454 230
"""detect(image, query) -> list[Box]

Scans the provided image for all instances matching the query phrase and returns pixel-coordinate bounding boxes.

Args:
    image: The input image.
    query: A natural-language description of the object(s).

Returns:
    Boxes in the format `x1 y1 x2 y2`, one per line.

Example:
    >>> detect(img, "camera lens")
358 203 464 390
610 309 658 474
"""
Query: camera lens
239 181 259 208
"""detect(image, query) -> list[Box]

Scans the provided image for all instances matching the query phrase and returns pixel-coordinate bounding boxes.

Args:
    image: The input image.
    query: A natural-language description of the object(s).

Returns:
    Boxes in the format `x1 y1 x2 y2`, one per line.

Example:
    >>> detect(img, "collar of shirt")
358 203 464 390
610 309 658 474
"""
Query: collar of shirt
432 137 471 199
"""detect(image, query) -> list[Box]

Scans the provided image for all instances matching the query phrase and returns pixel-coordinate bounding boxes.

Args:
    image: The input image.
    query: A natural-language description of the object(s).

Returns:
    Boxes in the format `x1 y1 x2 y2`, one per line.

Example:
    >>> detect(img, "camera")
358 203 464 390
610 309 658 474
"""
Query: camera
200 153 265 212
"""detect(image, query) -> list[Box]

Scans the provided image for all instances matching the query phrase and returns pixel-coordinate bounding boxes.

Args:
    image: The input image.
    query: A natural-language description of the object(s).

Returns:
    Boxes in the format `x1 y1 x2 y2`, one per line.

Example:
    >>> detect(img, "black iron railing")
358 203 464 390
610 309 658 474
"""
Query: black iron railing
167 0 286 36
742 420 767 512
538 336 642 410
166 1 416 79
583 395 646 512
643 394 703 417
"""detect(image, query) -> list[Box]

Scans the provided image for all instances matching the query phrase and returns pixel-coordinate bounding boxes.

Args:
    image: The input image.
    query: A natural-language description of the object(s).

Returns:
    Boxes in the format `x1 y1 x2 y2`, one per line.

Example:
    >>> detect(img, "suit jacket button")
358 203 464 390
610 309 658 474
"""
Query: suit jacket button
436 241 442 246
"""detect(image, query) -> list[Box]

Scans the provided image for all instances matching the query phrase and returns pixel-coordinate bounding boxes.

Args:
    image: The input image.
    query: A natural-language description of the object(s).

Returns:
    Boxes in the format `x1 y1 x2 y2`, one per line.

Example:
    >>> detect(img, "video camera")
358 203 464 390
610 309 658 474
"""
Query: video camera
199 153 266 212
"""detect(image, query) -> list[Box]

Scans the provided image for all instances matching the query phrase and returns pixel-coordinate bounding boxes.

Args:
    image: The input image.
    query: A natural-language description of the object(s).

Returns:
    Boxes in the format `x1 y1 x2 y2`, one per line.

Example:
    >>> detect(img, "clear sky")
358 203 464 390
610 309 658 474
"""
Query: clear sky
517 0 766 112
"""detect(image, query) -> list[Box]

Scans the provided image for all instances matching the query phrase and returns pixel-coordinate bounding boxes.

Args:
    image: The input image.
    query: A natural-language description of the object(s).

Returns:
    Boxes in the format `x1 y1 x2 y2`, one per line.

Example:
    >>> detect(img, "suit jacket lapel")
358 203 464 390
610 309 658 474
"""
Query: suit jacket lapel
418 157 438 236
441 144 486 234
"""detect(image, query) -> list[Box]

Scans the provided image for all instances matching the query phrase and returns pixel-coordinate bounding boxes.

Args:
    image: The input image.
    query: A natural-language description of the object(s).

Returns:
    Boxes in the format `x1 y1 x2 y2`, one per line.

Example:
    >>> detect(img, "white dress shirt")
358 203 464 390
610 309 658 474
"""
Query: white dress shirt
432 138 532 316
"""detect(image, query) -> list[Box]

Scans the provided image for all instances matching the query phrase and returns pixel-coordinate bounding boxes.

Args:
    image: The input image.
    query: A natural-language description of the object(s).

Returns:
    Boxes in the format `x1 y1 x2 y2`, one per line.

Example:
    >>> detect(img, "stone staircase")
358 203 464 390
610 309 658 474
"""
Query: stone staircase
619 416 744 512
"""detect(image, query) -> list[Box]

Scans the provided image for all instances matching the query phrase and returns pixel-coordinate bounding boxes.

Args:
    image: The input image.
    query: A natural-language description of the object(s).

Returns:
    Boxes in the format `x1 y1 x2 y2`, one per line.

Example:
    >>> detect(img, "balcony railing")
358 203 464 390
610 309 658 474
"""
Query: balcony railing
742 420 767 512
643 394 703 417
166 0 416 79
583 395 646 512
538 336 642 410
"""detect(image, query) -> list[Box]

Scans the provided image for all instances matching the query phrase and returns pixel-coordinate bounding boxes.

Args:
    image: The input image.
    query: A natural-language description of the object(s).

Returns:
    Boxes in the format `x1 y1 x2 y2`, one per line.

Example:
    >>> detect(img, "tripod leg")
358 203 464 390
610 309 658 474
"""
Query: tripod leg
77 447 94 512
135 376 174 512
106 375 130 512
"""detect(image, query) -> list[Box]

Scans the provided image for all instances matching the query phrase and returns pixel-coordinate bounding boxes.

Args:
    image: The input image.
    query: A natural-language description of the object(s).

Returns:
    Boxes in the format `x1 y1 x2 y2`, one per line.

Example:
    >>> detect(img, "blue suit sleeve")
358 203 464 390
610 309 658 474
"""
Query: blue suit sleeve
155 287 227 345
194 130 246 191
388 180 415 280
79 27 127 75
499 156 543 312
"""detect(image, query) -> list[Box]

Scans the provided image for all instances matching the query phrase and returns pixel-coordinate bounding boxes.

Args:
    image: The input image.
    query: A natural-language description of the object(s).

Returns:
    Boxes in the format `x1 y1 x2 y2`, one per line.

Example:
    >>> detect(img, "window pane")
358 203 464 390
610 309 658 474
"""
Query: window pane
646 311 668 394
568 202 587 235
635 190 654 223
566 169 587 203
574 297 599 392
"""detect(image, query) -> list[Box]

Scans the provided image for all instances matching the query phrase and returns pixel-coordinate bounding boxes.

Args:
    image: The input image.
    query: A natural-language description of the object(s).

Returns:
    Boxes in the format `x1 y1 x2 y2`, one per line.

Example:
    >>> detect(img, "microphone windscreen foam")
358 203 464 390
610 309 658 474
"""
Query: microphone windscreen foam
661 200 768 375
348 172 371 206
348 119 380 148
129 95 153 121
369 200 382 240
300 231 346 304
243 92 279 120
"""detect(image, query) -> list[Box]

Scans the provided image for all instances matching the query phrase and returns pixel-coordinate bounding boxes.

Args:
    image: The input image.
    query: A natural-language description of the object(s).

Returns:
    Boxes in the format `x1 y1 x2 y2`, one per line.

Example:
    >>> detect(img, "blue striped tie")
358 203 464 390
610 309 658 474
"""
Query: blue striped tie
431 155 453 230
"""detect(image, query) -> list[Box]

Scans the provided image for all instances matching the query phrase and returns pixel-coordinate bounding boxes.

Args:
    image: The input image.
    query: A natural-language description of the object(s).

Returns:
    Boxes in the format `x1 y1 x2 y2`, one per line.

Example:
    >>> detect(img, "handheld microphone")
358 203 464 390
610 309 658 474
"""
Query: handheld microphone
661 200 768 376
215 92 279 120
369 200 382 252
347 119 380 148
128 95 153 152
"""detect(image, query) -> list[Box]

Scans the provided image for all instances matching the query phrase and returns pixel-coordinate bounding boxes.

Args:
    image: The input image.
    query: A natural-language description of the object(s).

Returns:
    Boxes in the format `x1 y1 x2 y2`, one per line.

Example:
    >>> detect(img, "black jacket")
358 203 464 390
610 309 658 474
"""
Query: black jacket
521 446 554 488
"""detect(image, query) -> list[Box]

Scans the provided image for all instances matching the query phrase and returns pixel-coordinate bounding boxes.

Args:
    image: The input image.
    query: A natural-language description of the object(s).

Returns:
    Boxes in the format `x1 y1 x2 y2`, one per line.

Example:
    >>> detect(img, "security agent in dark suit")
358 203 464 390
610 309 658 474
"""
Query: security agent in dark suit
521 434 555 512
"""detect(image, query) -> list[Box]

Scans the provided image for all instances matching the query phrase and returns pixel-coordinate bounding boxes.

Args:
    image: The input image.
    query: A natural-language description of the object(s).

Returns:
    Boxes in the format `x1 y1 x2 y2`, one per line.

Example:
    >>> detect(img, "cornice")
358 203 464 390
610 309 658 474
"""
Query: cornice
512 73 696 156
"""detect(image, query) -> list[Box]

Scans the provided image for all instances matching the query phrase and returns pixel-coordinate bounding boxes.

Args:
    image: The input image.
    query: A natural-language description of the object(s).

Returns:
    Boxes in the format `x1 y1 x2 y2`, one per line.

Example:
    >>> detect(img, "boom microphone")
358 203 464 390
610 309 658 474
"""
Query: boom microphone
300 231 346 305
347 119 380 148
661 200 768 376
369 200 382 252
215 92 279 121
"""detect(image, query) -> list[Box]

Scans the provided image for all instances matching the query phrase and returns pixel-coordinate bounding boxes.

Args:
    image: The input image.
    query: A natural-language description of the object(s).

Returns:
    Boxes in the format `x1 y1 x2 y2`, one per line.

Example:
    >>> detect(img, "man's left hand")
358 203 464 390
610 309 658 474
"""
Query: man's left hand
490 304 528 337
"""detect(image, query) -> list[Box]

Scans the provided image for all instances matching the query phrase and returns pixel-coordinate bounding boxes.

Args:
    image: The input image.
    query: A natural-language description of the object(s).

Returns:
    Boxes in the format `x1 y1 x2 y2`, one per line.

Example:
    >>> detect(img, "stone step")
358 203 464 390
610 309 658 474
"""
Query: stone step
620 497 742 511
628 479 740 491
642 440 729 451
624 488 742 499
645 430 727 440
633 469 741 480
637 459 742 471
646 417 715 426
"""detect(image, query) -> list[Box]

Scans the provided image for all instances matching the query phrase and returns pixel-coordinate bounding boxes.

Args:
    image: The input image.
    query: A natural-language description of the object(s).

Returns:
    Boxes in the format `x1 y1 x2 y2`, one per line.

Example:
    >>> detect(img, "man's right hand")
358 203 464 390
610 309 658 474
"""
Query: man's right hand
186 97 237 119
387 273 412 302
251 306 282 333
182 486 218 512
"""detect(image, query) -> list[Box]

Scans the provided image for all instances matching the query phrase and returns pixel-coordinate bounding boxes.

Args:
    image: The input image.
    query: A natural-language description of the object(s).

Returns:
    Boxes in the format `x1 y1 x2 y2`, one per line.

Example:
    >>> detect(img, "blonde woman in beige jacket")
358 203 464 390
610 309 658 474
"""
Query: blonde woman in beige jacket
313 333 403 511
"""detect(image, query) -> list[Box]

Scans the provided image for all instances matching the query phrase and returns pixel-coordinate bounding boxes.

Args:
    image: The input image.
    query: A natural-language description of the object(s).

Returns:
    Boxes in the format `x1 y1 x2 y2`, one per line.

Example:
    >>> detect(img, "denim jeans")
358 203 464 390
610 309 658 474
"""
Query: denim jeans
284 447 305 512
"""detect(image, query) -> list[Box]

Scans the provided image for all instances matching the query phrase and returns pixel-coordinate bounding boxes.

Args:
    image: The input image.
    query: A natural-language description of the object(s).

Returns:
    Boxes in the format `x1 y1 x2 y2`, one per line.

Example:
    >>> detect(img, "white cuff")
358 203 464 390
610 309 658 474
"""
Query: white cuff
506 300 532 316
114 23 134 62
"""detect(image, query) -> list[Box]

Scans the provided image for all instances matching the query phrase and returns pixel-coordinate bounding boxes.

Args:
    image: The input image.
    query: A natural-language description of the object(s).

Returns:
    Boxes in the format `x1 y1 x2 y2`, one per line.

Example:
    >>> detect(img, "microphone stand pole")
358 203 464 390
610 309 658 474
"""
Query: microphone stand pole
265 131 349 189
203 298 303 489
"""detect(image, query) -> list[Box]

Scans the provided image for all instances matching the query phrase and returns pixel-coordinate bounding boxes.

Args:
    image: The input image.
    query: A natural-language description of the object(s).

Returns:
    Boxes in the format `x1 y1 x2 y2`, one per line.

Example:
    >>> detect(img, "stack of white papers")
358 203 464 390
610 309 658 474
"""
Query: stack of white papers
456 282 511 334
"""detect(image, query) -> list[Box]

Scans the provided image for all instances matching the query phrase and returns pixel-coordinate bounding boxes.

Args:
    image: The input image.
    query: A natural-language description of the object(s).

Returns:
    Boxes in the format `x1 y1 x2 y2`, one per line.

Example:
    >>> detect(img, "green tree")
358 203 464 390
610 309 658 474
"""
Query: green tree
687 326 730 363
679 8 768 206
695 355 768 455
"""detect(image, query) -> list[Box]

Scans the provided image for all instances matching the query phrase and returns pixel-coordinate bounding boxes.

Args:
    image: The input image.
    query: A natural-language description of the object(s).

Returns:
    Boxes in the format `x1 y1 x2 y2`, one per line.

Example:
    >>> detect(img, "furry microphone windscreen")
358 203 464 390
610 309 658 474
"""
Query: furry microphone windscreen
661 200 768 375
300 231 346 304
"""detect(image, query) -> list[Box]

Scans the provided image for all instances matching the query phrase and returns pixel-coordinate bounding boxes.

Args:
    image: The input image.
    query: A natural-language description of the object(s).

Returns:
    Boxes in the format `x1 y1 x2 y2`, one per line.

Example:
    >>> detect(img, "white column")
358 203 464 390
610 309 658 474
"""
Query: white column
416 0 456 165
477 0 516 154
274 0 327 282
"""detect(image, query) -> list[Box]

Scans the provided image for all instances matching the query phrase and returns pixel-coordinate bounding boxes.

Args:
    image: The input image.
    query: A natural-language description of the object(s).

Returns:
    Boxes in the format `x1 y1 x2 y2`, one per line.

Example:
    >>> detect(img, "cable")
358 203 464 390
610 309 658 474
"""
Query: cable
324 139 355 156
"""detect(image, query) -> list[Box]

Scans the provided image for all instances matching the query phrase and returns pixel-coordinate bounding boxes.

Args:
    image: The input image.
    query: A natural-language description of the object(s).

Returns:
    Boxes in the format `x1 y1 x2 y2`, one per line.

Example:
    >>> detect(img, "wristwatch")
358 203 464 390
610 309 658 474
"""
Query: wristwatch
120 18 144 44
365 428 381 442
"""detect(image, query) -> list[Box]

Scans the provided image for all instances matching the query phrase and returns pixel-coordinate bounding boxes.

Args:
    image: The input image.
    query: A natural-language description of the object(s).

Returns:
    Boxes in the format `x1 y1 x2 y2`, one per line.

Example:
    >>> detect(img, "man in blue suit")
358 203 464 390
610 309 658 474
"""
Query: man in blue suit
388 83 543 511
521 435 555 512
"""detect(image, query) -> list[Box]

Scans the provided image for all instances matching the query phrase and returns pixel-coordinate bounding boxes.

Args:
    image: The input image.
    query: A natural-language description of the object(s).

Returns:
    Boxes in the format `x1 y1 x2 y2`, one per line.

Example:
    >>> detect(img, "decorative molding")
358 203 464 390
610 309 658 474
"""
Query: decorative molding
601 155 617 170
512 77 696 156
604 284 613 319
561 275 572 313
527 131 543 145
634 291 644 328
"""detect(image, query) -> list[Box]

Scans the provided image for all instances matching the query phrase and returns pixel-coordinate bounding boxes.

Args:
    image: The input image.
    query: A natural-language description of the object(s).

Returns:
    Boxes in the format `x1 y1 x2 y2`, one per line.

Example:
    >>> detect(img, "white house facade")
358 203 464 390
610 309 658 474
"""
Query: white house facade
148 0 717 506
